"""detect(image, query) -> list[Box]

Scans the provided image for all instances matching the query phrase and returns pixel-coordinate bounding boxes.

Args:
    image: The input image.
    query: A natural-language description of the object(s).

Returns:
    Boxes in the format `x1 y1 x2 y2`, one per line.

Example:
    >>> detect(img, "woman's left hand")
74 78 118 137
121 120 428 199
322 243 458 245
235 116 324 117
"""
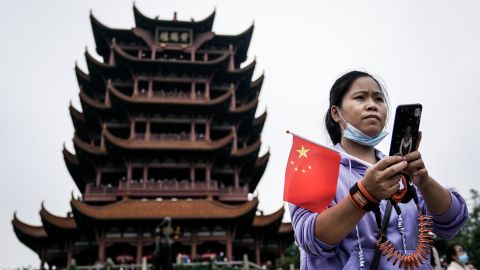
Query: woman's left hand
402 151 429 188
402 131 430 188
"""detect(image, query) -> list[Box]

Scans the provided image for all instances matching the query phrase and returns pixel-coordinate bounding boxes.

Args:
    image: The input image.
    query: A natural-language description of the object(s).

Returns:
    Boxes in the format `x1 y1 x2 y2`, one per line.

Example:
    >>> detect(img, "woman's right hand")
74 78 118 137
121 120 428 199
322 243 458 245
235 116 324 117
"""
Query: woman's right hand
361 156 408 201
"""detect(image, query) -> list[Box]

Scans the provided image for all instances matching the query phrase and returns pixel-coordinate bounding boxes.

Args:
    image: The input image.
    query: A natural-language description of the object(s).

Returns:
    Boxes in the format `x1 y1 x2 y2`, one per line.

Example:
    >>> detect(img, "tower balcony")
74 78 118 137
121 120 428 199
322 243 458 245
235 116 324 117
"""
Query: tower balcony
83 181 248 202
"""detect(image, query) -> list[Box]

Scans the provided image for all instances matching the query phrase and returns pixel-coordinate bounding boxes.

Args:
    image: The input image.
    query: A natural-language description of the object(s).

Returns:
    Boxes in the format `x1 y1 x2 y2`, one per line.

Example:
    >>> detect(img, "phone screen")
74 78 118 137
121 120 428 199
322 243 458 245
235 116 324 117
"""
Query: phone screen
389 104 422 156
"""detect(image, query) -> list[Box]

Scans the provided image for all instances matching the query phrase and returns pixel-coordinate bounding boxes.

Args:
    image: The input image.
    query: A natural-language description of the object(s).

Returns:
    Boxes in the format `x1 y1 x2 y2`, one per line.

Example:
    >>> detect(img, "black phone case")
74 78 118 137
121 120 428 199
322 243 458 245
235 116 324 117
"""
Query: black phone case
389 104 422 156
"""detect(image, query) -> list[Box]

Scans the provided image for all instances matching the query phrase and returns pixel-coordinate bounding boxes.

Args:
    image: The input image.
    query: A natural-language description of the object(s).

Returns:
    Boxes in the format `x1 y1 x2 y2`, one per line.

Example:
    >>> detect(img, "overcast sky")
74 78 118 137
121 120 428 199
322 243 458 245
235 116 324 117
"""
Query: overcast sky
2 0 480 268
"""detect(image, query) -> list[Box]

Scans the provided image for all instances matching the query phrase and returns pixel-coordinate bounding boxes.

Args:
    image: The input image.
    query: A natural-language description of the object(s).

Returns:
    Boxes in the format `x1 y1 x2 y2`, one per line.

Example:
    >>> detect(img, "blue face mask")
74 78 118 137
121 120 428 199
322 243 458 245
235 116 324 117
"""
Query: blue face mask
459 253 469 265
337 110 388 147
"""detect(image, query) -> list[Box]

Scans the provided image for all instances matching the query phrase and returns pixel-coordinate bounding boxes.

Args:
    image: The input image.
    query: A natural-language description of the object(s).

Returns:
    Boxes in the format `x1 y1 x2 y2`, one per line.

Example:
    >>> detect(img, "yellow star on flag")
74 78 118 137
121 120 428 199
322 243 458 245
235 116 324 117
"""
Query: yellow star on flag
296 145 310 158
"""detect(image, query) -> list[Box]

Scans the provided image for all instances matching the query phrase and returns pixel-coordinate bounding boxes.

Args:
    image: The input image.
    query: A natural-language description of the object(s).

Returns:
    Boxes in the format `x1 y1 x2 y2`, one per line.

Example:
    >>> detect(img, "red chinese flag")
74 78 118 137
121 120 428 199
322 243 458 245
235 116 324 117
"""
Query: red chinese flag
283 134 341 213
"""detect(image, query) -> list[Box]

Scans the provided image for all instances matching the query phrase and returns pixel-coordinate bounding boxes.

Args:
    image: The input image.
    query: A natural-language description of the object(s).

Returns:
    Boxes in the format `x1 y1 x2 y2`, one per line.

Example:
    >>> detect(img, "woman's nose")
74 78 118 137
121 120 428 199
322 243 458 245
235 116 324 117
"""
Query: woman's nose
366 100 378 111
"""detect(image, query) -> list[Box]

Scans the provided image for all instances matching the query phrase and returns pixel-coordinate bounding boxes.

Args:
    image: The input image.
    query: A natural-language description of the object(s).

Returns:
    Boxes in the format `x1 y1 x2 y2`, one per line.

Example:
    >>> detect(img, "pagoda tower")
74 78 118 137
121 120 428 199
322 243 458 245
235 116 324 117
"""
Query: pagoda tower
12 6 293 269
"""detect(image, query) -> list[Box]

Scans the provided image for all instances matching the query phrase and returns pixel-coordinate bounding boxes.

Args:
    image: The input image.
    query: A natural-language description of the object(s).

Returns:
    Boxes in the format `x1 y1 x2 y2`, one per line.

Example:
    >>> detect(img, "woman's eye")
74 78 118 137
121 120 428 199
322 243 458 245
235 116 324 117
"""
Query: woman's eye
376 97 385 102
354 96 364 100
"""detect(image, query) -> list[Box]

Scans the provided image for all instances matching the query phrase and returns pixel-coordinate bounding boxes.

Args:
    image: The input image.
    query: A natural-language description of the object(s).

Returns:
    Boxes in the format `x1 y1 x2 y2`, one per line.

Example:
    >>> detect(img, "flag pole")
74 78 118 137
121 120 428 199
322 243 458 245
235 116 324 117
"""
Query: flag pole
286 130 374 168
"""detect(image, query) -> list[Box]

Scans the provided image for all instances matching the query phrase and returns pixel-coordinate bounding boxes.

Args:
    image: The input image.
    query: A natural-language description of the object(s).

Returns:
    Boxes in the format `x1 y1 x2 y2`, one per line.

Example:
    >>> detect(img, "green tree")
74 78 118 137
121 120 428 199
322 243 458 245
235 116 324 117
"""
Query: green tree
276 244 300 270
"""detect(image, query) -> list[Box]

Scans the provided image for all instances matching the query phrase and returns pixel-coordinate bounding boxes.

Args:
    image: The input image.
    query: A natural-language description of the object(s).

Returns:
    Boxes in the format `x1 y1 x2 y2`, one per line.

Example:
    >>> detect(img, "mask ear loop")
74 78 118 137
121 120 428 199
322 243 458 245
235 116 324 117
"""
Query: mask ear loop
332 106 348 132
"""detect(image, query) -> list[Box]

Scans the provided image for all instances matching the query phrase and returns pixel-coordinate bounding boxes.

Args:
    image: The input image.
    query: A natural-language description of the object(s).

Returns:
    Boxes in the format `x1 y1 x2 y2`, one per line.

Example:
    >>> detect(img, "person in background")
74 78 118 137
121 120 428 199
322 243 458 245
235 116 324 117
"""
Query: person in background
431 246 442 270
446 243 476 270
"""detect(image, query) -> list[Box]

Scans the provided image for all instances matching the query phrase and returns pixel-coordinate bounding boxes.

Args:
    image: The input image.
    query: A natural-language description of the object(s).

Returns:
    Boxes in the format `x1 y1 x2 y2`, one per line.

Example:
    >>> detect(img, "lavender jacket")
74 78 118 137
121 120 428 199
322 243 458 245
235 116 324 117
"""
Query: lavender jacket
289 144 468 270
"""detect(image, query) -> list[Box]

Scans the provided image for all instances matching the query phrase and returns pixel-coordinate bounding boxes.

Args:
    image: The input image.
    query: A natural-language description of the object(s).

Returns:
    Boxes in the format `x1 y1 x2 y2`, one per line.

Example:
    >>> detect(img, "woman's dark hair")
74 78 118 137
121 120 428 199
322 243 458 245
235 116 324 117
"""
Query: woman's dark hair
446 243 461 264
324 70 389 144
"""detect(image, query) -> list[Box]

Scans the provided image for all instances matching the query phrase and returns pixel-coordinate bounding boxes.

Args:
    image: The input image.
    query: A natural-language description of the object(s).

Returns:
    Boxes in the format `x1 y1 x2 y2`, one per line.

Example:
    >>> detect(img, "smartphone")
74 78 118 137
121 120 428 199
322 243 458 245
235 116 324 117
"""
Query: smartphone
388 104 422 156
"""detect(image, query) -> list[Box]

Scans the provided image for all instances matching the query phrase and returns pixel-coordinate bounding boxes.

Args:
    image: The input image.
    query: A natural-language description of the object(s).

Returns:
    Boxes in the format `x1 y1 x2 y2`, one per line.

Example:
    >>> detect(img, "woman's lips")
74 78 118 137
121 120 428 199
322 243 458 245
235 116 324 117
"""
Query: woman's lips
364 115 381 121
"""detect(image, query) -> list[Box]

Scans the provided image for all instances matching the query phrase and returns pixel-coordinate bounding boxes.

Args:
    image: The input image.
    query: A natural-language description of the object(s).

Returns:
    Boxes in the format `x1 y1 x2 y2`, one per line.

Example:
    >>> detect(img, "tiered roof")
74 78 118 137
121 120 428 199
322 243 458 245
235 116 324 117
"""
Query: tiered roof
13 6 294 266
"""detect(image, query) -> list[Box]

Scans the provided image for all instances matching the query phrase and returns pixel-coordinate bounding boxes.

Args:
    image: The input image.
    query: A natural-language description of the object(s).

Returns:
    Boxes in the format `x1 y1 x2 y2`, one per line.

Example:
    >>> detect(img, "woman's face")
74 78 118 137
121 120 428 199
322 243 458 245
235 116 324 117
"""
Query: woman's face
454 245 465 261
334 76 387 137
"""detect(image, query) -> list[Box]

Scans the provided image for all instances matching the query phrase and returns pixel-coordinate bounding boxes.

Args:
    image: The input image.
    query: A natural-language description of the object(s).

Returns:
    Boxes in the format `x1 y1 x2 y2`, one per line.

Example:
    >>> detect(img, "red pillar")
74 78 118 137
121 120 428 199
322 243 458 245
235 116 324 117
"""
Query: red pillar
130 116 136 139
233 127 238 151
234 167 240 188
133 78 139 96
228 44 235 71
255 236 261 265
145 115 151 141
105 89 110 105
97 230 106 263
205 80 210 99
191 77 196 99
191 228 197 260
230 83 236 109
66 240 74 267
205 118 211 141
96 167 102 186
226 229 233 261
191 117 196 141
39 247 46 270
190 165 195 188
143 164 148 188
147 78 153 98
206 161 211 189
136 230 143 264
126 160 132 190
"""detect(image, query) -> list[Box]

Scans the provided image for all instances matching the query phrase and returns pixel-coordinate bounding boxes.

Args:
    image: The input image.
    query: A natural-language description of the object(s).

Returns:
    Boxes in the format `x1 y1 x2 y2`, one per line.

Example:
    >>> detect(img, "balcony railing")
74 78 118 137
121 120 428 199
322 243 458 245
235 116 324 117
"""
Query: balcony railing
134 133 206 141
83 181 248 202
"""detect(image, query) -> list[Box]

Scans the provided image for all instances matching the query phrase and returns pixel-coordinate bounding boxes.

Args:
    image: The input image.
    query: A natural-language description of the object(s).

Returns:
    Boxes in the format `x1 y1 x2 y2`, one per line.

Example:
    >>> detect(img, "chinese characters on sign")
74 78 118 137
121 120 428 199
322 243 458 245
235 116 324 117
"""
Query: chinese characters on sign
156 28 191 45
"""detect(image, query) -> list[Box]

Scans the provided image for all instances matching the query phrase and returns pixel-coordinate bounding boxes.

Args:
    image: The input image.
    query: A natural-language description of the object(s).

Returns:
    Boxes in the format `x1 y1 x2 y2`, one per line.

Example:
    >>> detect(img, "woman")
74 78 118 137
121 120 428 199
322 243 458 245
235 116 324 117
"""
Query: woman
289 71 468 269
446 244 476 270
398 126 413 155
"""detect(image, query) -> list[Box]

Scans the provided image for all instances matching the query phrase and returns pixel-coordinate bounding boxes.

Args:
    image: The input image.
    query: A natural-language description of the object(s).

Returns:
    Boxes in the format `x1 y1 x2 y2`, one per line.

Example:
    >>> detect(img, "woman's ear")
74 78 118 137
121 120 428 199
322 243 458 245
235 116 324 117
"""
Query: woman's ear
330 106 341 123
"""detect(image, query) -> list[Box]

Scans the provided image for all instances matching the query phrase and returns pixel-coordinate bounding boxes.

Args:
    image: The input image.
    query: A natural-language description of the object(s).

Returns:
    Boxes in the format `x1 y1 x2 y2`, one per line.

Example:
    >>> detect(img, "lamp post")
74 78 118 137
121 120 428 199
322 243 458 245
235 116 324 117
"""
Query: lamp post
153 217 173 270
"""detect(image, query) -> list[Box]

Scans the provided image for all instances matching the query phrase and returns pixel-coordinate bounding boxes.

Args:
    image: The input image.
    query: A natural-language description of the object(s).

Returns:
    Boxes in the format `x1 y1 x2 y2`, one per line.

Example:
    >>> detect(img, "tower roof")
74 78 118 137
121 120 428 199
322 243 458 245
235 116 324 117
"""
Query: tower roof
111 40 230 72
12 213 48 239
107 80 233 110
252 207 285 228
133 5 216 33
40 203 77 231
103 126 234 153
71 197 258 220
